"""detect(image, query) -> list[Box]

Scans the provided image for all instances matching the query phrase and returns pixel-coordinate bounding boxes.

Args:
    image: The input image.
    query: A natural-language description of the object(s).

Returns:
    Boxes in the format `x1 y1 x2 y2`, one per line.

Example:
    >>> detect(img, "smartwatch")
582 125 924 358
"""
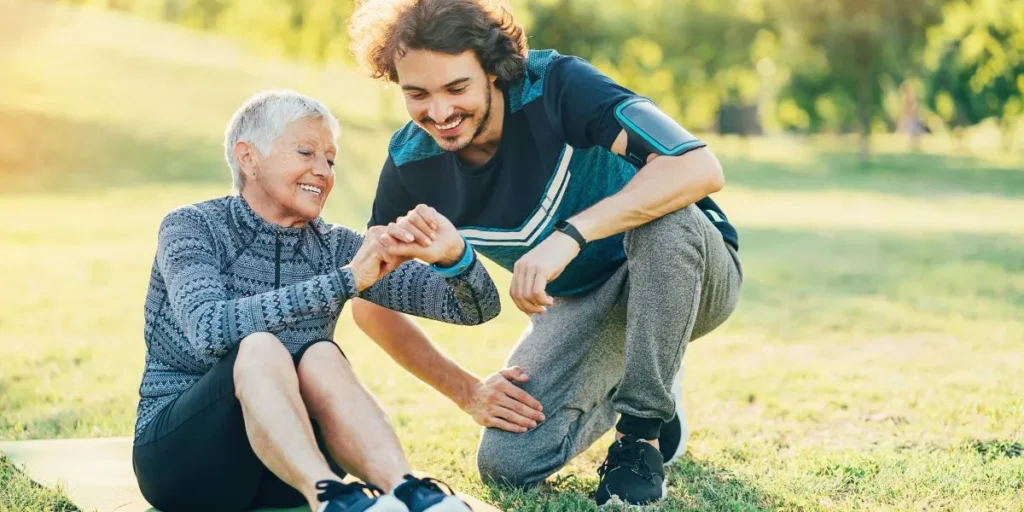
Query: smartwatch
554 220 588 250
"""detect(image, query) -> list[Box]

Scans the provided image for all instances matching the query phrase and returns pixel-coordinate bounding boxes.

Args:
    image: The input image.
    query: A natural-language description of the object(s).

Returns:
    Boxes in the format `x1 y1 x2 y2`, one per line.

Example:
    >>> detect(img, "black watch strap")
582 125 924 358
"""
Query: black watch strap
555 220 588 249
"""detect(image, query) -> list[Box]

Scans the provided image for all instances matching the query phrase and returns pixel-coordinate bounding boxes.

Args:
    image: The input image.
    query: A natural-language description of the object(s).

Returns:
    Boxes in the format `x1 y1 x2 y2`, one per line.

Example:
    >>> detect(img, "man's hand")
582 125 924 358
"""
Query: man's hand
509 231 580 314
462 366 545 433
347 226 409 291
379 204 466 267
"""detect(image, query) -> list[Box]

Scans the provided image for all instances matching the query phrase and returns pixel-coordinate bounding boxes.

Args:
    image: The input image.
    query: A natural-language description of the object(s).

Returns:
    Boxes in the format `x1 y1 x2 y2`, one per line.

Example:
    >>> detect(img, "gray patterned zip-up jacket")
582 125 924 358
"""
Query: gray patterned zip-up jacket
135 195 500 440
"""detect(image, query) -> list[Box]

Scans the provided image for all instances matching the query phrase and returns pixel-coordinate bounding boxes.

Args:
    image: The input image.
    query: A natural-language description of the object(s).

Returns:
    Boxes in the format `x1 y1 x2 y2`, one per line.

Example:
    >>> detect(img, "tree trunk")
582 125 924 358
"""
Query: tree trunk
851 31 876 165
856 42 873 166
1001 118 1016 153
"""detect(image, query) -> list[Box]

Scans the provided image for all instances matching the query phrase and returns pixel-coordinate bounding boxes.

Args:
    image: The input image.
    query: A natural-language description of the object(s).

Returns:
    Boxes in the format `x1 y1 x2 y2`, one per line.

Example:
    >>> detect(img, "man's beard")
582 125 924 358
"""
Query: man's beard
440 85 492 153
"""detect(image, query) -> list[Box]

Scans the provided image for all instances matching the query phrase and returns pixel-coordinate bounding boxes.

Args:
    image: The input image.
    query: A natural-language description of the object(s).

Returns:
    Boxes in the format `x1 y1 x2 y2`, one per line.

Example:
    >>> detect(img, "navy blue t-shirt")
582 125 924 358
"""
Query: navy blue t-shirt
369 49 737 297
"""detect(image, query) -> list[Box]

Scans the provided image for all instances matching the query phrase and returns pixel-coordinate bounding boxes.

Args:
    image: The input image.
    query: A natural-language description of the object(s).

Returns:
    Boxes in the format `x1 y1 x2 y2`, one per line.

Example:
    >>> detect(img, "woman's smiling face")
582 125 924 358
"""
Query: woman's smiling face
239 116 338 227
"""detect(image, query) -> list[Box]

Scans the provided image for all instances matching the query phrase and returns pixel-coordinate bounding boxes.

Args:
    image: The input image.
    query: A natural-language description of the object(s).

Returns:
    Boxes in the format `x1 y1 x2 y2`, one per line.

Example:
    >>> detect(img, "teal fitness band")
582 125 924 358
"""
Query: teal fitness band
430 236 474 277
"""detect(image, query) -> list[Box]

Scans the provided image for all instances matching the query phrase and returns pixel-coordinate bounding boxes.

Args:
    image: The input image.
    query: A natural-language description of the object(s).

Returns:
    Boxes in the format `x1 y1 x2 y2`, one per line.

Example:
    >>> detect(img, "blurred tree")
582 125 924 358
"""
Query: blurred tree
527 0 769 130
769 0 943 163
924 0 1024 151
48 0 1024 149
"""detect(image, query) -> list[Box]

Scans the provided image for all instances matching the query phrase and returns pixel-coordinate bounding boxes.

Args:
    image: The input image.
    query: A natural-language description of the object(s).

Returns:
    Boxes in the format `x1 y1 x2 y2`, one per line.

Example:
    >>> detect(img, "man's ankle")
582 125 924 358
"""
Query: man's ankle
615 413 663 441
614 431 660 450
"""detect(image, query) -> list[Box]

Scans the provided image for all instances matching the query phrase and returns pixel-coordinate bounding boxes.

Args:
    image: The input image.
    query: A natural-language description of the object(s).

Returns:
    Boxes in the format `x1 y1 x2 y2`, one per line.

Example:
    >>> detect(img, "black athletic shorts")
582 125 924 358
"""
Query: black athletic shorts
132 339 346 512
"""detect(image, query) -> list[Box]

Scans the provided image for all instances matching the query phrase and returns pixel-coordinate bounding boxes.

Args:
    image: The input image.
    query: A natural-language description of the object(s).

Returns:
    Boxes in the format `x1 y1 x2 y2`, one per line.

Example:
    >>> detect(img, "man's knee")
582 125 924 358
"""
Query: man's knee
234 332 293 398
477 433 532 488
628 204 706 246
476 429 565 488
622 203 712 258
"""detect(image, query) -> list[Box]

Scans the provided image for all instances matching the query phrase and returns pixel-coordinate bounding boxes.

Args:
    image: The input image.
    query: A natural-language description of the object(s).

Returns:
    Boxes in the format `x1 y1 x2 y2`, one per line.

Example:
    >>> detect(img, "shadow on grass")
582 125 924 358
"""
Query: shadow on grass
479 454 798 511
0 454 80 512
719 150 1024 198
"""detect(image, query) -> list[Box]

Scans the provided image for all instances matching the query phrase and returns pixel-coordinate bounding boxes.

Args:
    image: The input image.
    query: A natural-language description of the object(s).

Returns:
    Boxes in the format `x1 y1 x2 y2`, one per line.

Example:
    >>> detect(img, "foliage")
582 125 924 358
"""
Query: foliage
3 3 1024 510
924 0 1024 146
49 0 1024 145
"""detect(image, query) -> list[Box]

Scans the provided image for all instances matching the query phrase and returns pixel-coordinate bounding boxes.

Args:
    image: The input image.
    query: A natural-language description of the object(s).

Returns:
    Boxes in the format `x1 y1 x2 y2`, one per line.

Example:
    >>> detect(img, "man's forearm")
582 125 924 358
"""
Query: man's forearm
350 298 478 409
570 148 724 243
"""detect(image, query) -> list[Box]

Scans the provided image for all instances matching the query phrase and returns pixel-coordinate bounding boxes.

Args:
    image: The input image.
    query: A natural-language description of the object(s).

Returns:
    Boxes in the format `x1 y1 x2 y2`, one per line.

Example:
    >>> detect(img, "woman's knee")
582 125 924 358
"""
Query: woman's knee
234 332 293 397
351 297 389 331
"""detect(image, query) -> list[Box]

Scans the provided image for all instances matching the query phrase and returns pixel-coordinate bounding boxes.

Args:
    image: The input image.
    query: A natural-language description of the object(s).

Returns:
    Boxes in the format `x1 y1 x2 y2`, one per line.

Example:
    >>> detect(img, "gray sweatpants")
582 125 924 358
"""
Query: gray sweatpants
476 204 743 486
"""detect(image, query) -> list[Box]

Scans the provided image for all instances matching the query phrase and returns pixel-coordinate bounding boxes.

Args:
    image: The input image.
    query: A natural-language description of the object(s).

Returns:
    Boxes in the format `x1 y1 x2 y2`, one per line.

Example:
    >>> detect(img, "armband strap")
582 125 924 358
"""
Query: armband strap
614 97 707 167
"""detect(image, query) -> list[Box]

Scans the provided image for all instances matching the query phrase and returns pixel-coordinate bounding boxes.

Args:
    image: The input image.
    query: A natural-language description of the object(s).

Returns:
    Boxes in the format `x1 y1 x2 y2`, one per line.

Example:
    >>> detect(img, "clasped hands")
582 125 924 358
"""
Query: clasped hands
350 204 582 316
348 204 466 291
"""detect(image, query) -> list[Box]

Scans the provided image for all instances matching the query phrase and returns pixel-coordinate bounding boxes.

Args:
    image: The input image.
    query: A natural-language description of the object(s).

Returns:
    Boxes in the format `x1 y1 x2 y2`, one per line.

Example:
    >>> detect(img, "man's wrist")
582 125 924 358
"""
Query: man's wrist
454 373 481 411
555 219 589 250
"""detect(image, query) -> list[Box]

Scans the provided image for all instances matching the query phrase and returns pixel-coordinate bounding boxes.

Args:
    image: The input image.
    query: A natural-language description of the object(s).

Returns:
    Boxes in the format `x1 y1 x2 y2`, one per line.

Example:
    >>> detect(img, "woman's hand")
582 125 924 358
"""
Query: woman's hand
380 205 465 267
348 226 408 291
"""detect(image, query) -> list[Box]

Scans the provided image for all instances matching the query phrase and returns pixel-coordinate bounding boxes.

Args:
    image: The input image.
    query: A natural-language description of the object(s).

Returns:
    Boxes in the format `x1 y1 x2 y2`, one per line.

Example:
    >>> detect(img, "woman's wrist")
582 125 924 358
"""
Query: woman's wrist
431 237 474 277
436 237 467 268
343 264 375 292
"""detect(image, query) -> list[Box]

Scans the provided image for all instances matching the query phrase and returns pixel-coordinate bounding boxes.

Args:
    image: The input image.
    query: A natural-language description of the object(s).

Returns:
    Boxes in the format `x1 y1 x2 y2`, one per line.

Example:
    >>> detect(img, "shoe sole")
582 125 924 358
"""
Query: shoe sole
663 366 687 467
596 480 669 510
365 495 409 512
421 495 472 512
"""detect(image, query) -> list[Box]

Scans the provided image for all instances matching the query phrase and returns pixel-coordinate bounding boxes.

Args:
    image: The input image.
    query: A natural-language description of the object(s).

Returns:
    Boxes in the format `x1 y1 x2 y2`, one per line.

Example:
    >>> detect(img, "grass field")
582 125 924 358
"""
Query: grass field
2 1 1023 511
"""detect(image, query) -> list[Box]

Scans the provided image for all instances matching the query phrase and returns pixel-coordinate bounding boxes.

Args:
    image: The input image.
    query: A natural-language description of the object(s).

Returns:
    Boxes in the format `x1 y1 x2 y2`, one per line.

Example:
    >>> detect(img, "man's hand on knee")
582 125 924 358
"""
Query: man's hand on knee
462 366 545 433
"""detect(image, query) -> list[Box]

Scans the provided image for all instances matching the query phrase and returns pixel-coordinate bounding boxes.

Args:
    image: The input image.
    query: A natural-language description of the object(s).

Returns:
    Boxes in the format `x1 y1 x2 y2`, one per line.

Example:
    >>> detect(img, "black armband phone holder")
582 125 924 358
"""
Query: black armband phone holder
614 97 707 167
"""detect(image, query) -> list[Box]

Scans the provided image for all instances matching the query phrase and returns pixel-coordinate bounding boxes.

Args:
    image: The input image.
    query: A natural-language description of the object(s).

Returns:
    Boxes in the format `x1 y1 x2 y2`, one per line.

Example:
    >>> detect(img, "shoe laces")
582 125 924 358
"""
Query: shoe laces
316 479 383 502
598 435 655 482
394 475 465 507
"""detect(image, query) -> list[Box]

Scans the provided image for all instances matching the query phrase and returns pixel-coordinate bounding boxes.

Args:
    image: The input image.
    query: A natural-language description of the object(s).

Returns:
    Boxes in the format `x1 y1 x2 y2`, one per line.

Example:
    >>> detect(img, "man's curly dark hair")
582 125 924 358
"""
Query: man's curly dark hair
349 0 528 88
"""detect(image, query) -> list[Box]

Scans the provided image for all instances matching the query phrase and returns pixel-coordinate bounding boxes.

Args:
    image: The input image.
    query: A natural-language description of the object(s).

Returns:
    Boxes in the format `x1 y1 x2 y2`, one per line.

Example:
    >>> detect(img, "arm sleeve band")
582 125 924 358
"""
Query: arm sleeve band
614 97 707 167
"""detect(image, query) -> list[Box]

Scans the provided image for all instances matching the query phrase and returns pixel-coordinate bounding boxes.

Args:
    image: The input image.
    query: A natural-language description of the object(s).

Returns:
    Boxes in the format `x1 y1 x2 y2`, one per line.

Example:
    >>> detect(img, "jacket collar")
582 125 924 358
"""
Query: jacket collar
229 195 331 244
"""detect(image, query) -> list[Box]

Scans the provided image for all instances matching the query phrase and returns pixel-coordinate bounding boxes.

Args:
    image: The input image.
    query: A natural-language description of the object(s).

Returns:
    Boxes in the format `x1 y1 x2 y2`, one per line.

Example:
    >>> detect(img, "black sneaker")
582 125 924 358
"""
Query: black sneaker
660 366 689 466
595 435 666 507
392 474 472 512
315 480 407 512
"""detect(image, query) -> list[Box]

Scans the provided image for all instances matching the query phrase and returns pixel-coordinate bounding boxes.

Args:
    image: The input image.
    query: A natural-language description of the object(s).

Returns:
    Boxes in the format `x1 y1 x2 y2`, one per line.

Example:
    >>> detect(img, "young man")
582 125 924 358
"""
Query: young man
348 0 742 506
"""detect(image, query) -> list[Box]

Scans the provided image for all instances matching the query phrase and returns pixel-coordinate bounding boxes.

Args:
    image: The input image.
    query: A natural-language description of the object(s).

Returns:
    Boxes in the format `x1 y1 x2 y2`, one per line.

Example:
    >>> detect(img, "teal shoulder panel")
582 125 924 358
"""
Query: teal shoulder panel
507 49 562 113
388 121 445 166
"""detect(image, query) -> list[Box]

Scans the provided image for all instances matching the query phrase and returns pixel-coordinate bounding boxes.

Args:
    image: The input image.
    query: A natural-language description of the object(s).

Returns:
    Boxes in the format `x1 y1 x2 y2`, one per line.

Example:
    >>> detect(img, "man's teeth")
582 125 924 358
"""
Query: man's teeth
299 184 322 195
435 117 464 130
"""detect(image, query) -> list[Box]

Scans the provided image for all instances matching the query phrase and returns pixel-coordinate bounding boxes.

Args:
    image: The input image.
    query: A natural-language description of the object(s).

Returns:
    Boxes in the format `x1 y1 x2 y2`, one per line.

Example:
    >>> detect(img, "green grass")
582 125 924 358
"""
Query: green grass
0 455 79 512
2 1 1024 510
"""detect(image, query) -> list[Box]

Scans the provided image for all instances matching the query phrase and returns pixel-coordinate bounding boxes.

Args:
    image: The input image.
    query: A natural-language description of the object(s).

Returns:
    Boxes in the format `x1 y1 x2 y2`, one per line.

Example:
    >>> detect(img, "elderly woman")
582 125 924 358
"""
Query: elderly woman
131 90 498 512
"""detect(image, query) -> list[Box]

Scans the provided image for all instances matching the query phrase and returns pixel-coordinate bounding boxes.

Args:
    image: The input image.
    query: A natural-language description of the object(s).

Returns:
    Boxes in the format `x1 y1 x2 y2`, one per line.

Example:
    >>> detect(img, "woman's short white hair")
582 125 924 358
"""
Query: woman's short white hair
224 90 341 193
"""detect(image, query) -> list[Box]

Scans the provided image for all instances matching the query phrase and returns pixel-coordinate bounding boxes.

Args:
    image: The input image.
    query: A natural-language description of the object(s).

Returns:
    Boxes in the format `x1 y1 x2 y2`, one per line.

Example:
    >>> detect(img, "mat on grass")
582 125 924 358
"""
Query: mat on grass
0 437 501 512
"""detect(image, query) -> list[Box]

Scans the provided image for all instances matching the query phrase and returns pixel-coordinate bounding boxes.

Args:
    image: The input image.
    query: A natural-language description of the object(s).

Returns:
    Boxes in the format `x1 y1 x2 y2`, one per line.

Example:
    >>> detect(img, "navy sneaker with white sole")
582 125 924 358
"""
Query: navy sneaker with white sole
315 480 407 512
659 366 689 466
392 474 472 512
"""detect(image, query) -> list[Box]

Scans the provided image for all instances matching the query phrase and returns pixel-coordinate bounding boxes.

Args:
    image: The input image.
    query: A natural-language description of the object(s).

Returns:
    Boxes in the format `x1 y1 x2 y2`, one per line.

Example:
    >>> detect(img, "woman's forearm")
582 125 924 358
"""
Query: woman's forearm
351 298 480 410
361 256 501 326
159 208 359 357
